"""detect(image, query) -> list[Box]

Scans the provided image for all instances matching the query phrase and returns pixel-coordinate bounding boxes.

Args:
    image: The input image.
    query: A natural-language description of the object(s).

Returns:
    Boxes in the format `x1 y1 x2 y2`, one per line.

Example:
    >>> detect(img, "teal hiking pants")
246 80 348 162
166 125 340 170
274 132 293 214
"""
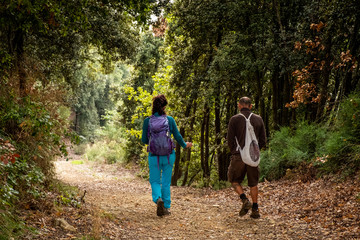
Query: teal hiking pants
148 151 175 209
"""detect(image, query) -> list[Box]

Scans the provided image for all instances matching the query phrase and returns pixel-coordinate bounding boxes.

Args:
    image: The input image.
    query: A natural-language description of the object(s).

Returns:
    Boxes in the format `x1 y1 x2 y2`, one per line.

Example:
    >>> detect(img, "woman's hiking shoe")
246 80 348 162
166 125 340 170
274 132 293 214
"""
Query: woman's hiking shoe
250 208 260 219
163 208 171 216
239 199 252 216
156 198 165 216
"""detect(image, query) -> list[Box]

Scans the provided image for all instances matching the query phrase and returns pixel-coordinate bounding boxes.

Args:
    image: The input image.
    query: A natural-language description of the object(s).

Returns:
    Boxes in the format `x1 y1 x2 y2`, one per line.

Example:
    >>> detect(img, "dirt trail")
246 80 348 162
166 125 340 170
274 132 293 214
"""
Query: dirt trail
55 158 360 240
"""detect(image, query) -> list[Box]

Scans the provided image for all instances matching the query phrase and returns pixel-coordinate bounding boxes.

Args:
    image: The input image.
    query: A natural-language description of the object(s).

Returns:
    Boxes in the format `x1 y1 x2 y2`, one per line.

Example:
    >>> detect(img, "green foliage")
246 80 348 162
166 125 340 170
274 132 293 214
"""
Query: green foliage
72 60 132 141
0 160 45 240
210 181 232 190
73 143 87 155
0 79 72 238
260 122 327 181
260 93 360 181
0 209 27 240
208 166 232 189
319 93 360 174
50 181 82 208
0 160 45 207
71 160 84 165
0 0 164 81
85 141 124 164
0 95 58 207
84 111 126 164
0 0 168 236
0 95 69 175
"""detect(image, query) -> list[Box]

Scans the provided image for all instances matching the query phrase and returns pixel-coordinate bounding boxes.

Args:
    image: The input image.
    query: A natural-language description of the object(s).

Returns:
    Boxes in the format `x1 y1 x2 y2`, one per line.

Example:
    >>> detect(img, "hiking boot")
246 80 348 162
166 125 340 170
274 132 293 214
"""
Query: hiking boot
239 199 252 216
250 208 260 219
156 198 165 216
163 208 171 216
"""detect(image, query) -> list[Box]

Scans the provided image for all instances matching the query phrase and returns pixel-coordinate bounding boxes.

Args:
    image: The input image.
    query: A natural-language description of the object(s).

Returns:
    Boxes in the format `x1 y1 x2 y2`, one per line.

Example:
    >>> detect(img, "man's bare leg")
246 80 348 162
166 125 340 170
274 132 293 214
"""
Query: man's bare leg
233 182 252 216
250 185 258 203
231 182 244 195
249 185 260 218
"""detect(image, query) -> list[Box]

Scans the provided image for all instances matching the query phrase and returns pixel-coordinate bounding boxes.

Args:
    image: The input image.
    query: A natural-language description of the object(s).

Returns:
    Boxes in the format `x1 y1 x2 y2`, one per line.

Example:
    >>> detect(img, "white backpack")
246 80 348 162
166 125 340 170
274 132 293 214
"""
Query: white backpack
235 113 261 167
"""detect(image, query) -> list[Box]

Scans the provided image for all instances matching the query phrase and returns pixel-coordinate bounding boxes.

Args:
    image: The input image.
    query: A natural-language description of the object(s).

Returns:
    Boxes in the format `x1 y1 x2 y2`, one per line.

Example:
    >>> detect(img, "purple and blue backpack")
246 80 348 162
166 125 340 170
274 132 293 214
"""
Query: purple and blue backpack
147 115 175 157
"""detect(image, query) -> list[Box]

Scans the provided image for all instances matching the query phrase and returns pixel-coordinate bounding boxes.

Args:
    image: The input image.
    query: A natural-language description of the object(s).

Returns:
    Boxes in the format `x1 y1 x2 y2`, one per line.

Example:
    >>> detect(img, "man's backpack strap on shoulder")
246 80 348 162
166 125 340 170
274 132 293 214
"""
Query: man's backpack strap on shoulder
238 112 253 121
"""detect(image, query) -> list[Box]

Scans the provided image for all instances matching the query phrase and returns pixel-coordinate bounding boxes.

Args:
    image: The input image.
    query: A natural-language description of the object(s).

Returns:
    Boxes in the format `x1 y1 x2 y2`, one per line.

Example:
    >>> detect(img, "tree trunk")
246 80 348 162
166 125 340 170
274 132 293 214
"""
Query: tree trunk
343 11 360 96
182 154 190 186
182 100 197 186
200 103 210 181
316 33 332 121
171 101 192 186
265 95 271 137
204 103 210 179
200 104 205 177
282 74 290 125
13 29 26 97
219 95 233 181
215 83 223 180
171 142 182 186
255 71 263 116
271 69 280 130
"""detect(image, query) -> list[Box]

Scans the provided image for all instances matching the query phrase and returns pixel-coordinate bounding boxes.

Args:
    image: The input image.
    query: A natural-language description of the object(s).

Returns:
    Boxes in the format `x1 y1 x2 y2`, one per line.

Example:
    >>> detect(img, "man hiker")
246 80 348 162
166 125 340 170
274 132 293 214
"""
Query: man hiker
227 96 266 218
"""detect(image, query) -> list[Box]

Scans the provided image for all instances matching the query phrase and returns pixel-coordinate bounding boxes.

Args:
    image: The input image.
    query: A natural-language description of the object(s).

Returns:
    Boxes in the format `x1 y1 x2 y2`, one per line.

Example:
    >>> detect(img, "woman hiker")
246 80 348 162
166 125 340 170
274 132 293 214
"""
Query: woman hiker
142 94 192 216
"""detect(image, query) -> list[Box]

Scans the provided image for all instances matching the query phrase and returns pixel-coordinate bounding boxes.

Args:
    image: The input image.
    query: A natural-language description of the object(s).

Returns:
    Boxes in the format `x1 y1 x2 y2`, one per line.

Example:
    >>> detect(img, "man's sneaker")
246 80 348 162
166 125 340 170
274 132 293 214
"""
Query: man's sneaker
156 198 165 216
163 208 171 216
250 208 260 219
239 199 252 216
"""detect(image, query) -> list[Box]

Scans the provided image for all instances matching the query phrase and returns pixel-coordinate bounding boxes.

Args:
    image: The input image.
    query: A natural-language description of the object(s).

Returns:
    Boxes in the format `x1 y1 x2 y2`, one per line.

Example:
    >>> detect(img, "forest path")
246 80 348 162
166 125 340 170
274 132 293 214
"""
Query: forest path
55 158 360 240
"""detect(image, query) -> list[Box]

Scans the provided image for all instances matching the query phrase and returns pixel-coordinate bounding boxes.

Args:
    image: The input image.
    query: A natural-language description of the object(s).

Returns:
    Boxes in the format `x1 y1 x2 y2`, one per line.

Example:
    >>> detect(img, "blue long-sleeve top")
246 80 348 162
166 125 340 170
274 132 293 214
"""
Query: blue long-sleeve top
142 112 187 149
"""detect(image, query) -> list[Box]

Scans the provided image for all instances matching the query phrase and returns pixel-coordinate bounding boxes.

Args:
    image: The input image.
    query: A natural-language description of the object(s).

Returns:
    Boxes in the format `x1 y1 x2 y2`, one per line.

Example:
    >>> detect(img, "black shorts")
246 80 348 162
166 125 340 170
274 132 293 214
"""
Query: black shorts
227 154 259 187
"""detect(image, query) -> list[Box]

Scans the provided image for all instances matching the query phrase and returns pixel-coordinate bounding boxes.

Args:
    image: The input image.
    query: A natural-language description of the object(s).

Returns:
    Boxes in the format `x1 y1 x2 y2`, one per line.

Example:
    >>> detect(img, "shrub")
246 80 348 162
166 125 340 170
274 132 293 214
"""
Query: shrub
73 143 87 155
0 209 26 240
260 92 360 181
319 93 360 174
260 121 327 181
84 121 126 164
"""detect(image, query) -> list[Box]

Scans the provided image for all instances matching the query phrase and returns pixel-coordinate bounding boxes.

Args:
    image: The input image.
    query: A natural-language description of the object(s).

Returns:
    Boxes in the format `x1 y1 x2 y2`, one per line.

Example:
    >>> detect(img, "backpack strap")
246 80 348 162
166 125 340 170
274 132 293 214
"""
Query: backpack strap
235 113 254 151
148 115 155 131
156 155 170 169
163 115 171 163
163 115 170 136
239 112 253 121
235 136 241 151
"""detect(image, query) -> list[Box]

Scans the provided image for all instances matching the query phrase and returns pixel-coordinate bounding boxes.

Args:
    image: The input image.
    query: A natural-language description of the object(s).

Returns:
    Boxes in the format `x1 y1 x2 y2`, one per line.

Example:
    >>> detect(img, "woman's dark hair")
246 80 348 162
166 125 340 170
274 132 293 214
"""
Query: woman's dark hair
152 94 168 115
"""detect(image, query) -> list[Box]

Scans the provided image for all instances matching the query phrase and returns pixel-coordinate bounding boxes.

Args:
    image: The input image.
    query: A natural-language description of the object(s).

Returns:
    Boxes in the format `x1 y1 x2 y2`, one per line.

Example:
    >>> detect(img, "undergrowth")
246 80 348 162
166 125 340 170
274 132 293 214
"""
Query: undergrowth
84 120 127 164
260 93 360 181
0 77 76 238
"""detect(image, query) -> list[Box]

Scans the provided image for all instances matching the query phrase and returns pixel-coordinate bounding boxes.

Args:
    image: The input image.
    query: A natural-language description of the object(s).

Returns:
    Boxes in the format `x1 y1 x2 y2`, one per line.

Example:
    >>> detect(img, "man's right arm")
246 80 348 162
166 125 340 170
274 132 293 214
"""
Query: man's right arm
227 117 235 152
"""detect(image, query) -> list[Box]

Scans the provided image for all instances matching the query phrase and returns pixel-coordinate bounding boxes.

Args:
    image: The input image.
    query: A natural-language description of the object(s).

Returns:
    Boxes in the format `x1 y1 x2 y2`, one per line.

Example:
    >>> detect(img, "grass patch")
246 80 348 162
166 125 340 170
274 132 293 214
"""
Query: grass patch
49 180 82 208
85 140 125 164
71 160 84 165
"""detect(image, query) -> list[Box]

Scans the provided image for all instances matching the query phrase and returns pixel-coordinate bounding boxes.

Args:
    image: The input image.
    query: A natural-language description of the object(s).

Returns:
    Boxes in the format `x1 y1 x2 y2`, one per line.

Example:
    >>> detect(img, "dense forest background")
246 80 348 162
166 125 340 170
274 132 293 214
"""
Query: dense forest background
1 0 359 237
